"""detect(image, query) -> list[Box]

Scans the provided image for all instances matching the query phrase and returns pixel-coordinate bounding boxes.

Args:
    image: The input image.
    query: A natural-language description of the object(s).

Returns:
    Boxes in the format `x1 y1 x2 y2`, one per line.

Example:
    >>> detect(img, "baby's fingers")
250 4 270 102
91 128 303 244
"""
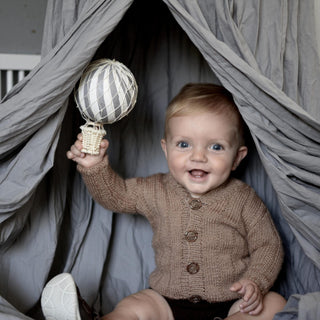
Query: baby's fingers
242 283 257 302
240 288 263 315
66 137 85 161
241 300 263 315
70 143 84 157
77 133 83 141
230 282 243 293
66 150 76 160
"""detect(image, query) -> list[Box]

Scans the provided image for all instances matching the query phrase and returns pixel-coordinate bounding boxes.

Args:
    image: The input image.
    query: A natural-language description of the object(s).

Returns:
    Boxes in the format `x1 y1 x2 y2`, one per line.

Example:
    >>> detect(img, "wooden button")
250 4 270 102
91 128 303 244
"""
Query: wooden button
185 231 198 242
189 199 202 210
187 262 200 274
188 295 202 303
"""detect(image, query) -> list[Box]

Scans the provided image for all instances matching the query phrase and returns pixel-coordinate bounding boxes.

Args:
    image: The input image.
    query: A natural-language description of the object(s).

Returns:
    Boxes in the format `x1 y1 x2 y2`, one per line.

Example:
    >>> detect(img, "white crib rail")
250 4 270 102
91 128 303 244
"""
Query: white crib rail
0 53 41 99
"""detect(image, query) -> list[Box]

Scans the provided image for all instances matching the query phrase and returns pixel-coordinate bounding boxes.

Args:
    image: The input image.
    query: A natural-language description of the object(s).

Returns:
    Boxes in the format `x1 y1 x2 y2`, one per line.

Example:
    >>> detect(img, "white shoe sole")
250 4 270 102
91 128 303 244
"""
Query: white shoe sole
41 273 81 320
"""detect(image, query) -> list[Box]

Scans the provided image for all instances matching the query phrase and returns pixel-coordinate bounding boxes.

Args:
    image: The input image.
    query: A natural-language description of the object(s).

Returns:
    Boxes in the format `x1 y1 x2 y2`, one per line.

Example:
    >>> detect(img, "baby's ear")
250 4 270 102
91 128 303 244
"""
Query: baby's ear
232 146 248 170
161 139 168 158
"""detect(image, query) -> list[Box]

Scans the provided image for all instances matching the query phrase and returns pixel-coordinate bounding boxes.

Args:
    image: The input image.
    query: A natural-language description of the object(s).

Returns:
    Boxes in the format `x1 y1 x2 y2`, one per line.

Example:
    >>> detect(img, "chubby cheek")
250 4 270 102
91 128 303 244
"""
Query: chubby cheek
211 157 234 175
166 153 186 174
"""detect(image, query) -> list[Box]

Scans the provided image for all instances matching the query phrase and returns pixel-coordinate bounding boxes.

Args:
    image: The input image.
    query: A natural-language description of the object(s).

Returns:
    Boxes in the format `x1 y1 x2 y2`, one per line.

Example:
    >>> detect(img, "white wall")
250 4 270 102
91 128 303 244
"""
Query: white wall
316 0 320 56
0 0 47 54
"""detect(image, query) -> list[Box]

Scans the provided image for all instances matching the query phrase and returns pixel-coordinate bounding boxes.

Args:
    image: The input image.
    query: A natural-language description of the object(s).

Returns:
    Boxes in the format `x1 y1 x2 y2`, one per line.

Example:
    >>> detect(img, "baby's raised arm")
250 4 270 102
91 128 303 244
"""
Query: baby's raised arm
66 133 109 168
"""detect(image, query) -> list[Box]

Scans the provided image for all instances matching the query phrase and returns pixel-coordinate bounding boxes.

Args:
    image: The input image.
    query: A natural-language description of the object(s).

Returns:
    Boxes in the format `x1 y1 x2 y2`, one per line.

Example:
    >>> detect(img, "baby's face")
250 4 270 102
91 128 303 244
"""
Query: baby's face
161 111 247 198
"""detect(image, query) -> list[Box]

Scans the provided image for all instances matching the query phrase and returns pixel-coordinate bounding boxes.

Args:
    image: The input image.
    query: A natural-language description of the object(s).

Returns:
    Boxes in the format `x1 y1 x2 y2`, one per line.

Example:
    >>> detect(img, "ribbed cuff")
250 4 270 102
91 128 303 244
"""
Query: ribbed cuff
77 156 109 176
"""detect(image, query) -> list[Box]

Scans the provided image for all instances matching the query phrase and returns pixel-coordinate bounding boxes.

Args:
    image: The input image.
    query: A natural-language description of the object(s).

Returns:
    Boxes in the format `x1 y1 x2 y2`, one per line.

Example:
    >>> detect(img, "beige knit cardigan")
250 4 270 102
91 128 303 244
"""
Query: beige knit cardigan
78 157 283 303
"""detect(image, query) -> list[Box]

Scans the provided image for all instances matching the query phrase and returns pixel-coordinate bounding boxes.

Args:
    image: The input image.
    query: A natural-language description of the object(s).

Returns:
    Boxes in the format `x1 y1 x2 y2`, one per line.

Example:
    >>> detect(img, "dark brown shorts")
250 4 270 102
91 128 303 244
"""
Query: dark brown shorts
164 297 236 320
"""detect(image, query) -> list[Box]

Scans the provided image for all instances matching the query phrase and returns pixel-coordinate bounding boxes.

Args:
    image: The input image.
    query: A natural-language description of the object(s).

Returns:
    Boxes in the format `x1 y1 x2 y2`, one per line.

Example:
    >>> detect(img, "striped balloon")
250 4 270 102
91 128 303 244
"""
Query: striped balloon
75 59 138 124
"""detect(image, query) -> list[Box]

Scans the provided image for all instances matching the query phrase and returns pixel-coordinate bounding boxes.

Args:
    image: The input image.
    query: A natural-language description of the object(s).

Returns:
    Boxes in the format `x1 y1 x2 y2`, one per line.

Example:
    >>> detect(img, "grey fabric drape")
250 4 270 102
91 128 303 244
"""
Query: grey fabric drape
0 0 319 319
0 0 133 317
164 0 320 268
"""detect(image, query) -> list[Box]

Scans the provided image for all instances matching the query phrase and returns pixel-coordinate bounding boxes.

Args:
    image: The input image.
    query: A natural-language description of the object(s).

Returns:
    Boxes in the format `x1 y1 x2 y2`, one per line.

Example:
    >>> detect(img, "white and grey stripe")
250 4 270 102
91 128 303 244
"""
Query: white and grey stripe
75 59 138 124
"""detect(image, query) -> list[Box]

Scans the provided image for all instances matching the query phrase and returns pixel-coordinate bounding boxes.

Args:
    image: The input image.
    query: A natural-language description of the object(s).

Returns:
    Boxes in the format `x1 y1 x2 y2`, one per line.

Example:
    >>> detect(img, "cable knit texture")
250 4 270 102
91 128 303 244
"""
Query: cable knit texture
78 157 283 302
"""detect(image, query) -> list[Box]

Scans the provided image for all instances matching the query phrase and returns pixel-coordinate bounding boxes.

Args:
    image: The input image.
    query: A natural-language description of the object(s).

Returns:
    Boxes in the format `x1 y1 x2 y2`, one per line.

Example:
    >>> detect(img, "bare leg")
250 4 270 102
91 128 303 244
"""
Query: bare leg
101 289 174 320
226 292 286 320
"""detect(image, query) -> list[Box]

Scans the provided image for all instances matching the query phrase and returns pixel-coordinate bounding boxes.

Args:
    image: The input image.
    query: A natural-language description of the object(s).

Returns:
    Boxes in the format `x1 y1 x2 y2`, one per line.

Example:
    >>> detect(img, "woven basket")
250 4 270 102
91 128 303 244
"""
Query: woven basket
80 121 106 155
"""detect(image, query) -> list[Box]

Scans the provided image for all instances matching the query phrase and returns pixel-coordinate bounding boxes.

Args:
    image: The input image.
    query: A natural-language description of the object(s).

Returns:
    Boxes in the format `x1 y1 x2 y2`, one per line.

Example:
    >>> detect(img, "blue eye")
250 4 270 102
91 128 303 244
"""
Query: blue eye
177 141 189 148
210 144 222 151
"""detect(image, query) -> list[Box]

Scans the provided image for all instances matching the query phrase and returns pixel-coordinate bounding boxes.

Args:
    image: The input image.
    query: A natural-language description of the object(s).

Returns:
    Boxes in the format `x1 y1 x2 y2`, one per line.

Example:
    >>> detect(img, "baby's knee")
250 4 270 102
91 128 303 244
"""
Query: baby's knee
114 289 174 320
263 291 287 311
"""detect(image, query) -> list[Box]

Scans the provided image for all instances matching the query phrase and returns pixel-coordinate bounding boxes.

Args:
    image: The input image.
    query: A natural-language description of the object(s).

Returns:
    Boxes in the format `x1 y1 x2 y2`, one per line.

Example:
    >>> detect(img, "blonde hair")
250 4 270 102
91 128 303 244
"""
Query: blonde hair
164 83 246 145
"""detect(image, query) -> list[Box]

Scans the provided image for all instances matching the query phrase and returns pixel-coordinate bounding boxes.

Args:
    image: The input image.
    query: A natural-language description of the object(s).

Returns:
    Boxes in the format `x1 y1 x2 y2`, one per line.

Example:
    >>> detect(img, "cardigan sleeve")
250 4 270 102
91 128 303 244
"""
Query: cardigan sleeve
77 157 155 216
240 187 284 295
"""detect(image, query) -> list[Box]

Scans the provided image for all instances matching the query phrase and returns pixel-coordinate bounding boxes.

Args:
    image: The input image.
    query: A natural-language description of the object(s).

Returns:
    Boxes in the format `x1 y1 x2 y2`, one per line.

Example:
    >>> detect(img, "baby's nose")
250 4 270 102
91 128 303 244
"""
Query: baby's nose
191 148 207 162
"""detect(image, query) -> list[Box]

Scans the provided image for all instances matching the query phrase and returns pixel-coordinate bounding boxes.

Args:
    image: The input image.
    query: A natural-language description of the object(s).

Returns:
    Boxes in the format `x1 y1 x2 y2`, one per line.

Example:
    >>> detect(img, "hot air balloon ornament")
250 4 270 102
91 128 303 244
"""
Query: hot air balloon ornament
74 59 138 155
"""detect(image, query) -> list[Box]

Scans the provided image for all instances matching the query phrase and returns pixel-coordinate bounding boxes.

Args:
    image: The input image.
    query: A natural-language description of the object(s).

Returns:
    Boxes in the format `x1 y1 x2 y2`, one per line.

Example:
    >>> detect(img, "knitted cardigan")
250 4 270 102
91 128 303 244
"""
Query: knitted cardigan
78 157 283 303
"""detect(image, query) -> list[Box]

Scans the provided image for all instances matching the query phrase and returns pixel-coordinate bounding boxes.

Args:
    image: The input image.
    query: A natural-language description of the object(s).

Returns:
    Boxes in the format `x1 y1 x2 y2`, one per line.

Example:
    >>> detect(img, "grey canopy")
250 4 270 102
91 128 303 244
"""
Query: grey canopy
0 0 319 319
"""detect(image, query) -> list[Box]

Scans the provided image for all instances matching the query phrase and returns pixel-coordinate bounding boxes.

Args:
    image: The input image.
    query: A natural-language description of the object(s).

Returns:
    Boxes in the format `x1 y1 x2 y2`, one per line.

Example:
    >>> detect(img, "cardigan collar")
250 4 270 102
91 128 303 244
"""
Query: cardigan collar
165 172 235 205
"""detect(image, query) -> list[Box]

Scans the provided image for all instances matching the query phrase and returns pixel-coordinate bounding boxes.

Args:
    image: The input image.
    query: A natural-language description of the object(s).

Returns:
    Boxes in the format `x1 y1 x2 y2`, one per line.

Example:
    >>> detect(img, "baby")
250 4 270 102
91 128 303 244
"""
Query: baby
42 83 286 320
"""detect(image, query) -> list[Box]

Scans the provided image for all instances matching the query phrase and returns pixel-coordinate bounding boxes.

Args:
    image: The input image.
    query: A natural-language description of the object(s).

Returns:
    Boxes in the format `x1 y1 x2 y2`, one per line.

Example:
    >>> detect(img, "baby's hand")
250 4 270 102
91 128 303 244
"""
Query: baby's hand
66 133 109 168
230 279 263 315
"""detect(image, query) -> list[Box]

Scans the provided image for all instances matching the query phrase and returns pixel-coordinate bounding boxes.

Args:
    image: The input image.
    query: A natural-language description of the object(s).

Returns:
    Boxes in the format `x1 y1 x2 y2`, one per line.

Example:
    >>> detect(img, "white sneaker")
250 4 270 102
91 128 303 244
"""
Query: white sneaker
41 273 81 320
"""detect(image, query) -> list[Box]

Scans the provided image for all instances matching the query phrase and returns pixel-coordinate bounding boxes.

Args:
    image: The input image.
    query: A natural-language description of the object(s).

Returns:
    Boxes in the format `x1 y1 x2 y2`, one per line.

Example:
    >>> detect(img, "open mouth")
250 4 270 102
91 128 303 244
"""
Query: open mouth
189 169 208 178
